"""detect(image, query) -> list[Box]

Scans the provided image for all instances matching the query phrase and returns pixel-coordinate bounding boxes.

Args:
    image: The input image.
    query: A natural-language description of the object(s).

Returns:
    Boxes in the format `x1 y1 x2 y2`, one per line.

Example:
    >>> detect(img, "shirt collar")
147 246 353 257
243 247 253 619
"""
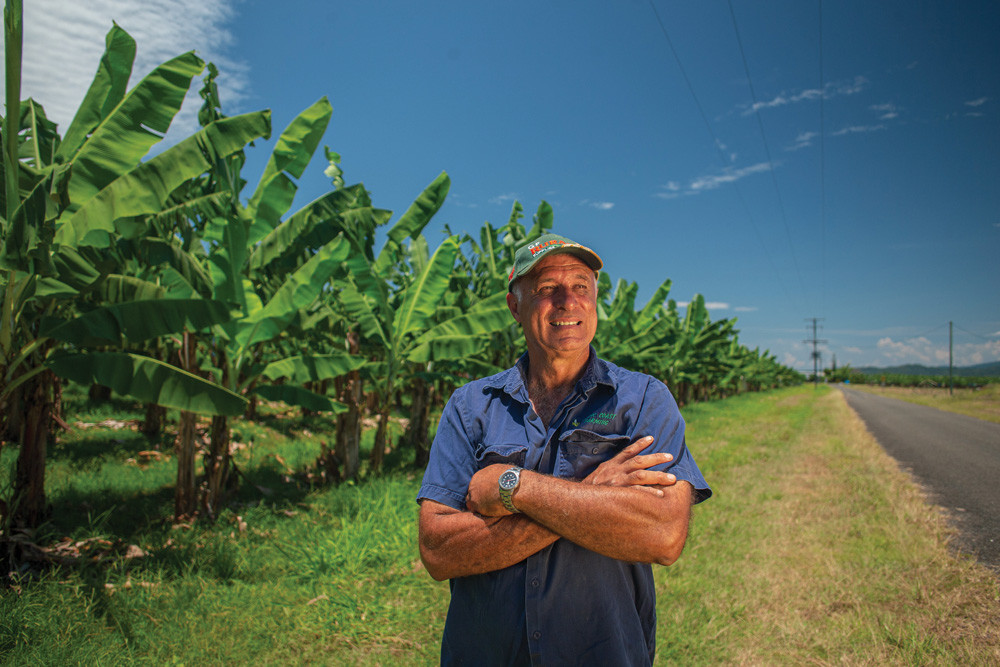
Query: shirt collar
486 346 615 401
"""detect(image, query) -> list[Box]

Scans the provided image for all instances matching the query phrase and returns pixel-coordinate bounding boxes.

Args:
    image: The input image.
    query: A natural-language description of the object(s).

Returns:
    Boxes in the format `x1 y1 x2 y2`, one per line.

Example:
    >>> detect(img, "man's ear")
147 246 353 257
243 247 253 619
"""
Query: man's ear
506 291 521 324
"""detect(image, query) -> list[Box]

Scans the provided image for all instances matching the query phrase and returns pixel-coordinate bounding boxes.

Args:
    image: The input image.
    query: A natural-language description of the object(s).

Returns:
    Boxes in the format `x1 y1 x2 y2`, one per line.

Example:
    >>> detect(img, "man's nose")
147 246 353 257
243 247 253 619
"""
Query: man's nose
552 285 575 307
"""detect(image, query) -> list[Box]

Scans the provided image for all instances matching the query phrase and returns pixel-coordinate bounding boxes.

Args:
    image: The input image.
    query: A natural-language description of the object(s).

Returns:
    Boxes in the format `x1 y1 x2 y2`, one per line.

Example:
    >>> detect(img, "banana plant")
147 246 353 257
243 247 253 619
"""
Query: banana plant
336 171 510 470
134 80 384 515
1 11 271 529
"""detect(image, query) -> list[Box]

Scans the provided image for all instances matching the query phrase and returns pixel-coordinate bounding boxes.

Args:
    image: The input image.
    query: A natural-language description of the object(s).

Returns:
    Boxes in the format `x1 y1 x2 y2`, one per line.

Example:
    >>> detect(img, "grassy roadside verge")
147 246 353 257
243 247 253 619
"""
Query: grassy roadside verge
2 386 997 664
844 383 1000 424
661 386 999 664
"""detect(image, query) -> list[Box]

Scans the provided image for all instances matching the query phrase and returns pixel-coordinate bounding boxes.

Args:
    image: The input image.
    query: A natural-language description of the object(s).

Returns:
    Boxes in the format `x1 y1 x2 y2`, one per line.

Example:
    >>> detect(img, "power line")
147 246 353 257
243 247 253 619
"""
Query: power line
818 0 827 317
726 0 808 304
953 324 999 341
645 0 803 314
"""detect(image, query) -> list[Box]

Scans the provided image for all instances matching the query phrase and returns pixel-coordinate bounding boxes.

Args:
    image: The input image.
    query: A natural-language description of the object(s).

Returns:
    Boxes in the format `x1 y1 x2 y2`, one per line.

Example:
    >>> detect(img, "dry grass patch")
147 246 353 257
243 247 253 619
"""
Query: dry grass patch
849 383 1000 424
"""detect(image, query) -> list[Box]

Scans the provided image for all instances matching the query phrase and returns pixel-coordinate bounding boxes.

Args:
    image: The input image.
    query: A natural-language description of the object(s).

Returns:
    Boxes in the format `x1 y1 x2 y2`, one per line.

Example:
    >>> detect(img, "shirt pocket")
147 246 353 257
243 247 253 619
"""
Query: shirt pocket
559 429 631 479
475 442 528 469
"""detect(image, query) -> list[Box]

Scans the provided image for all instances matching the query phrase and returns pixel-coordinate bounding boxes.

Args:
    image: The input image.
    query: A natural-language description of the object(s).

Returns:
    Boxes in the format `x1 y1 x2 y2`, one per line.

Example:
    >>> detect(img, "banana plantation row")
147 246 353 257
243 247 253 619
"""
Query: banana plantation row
0 16 800 537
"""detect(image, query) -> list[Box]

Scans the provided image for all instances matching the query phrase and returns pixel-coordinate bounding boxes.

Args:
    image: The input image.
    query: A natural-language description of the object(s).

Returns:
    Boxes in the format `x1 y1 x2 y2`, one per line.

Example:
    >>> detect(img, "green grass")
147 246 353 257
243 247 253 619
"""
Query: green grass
1 385 998 665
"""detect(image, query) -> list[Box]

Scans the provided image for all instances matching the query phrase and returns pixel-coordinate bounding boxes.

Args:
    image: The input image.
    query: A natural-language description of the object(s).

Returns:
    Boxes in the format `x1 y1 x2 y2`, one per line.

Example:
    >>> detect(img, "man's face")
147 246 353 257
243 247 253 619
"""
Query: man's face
506 253 598 361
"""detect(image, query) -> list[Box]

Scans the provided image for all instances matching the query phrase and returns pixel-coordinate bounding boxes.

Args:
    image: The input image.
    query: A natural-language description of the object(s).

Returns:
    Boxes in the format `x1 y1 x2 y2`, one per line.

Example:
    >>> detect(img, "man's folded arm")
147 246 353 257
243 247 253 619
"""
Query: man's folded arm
418 499 558 581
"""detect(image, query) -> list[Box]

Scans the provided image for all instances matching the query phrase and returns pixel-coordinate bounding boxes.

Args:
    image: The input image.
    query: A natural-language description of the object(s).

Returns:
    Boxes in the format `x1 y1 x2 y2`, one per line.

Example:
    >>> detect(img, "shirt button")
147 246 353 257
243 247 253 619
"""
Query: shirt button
532 631 541 640
531 578 539 588
591 447 599 454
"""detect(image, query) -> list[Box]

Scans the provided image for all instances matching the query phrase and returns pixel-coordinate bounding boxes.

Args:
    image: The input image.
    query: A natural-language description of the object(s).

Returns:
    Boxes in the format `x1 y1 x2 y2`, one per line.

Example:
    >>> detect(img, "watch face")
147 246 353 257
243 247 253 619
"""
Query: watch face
499 470 519 490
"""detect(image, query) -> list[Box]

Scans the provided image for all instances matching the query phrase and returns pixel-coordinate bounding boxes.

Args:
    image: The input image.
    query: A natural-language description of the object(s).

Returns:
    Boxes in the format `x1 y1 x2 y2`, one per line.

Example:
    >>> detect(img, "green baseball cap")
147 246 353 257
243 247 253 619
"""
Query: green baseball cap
507 233 603 291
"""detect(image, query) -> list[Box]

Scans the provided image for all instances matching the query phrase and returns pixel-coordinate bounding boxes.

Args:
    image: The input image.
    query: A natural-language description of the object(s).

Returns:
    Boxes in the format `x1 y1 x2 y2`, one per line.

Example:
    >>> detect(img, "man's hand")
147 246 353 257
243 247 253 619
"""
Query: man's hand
584 435 676 496
466 436 676 516
465 463 512 517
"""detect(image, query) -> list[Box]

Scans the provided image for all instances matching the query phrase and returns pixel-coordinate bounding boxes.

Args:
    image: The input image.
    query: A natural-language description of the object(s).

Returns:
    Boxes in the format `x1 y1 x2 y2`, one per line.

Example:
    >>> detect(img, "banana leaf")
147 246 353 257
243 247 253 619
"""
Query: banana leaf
206 211 250 310
261 352 366 384
239 233 350 346
47 351 247 416
18 99 60 167
55 111 271 248
43 298 233 346
375 171 450 273
65 51 205 206
247 185 369 273
57 23 135 161
635 278 673 331
393 235 461 342
0 172 51 272
96 275 168 302
526 200 553 238
407 291 513 362
140 238 214 299
247 97 333 244
252 384 345 414
339 283 390 349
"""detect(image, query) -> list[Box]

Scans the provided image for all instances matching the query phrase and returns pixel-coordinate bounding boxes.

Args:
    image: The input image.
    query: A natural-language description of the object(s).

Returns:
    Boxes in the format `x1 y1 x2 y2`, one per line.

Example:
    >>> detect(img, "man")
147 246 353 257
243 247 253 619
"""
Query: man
417 233 711 665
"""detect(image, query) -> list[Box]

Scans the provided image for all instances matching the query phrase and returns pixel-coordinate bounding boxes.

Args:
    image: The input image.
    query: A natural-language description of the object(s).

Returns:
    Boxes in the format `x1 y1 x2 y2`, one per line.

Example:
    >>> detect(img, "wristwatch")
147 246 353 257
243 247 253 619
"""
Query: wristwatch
498 466 523 513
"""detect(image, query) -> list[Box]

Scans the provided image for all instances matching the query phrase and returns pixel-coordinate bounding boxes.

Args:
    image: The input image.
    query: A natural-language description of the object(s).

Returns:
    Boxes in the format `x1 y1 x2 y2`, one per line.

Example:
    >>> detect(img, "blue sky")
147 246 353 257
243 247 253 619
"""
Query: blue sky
16 0 1000 371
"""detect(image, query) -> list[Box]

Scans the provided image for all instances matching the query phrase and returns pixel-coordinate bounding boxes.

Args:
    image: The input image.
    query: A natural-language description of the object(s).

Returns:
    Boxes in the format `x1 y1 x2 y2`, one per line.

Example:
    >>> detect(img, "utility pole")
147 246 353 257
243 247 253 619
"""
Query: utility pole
804 318 827 385
949 321 954 396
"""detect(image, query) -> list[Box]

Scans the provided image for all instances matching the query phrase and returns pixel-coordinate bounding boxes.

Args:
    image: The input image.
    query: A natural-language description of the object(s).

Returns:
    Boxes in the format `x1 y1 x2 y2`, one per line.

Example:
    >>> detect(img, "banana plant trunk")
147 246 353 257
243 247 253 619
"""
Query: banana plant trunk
174 332 198 520
174 410 197 520
404 374 434 469
202 414 231 519
140 403 167 438
371 409 390 471
370 369 396 472
334 331 363 480
10 369 56 529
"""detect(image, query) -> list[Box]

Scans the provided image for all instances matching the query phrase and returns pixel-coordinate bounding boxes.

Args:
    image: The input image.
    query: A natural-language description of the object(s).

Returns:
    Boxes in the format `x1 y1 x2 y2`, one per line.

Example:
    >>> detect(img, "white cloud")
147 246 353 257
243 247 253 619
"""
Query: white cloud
489 193 519 205
742 76 868 115
785 131 819 152
965 97 988 107
580 200 614 211
782 351 805 369
734 306 758 312
688 162 772 192
675 301 730 311
832 124 887 136
870 103 899 120
655 162 772 200
7 0 247 145
875 336 1000 367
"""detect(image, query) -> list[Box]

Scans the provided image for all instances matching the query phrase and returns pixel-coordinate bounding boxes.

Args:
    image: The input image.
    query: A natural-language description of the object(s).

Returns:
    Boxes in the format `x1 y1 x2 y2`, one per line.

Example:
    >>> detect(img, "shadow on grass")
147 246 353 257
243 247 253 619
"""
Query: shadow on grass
49 430 173 468
253 410 338 437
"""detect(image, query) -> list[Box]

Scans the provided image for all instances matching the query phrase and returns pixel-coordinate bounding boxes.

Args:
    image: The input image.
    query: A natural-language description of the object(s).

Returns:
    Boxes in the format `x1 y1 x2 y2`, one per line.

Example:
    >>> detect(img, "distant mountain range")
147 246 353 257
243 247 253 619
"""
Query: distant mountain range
852 361 1000 378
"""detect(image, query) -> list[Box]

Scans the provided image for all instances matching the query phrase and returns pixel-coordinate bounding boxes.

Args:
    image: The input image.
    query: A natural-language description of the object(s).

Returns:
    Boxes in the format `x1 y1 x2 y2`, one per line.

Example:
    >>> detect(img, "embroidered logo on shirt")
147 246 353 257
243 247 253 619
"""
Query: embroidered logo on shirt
573 411 616 428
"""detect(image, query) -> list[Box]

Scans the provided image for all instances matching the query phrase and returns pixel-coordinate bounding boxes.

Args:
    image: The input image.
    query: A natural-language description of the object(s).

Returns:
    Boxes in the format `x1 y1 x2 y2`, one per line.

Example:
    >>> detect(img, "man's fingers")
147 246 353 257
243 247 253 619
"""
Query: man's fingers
617 435 654 458
625 452 674 471
631 470 676 486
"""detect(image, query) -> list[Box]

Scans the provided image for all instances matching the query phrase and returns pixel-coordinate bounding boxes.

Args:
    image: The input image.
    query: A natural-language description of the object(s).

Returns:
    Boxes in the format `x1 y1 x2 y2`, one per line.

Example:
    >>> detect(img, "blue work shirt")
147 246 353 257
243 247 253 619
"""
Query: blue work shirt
417 348 711 666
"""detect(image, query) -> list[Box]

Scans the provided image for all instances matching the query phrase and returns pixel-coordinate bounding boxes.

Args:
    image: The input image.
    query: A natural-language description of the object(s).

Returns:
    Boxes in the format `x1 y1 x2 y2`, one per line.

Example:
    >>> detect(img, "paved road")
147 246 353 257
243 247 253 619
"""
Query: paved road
840 387 1000 571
